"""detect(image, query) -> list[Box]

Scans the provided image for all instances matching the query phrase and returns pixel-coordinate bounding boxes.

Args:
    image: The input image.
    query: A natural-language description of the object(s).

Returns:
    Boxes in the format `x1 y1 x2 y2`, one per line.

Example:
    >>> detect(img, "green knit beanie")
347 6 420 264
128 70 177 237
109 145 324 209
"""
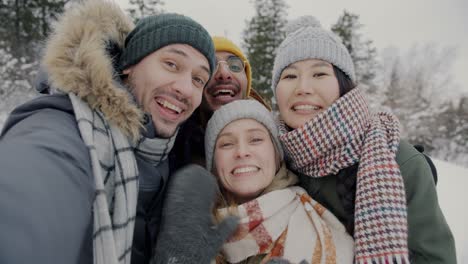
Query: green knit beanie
119 13 215 76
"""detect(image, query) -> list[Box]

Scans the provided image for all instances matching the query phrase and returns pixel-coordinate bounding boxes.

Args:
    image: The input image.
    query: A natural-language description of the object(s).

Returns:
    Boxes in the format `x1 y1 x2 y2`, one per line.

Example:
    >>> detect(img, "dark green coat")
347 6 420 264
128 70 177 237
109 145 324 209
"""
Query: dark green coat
297 140 456 264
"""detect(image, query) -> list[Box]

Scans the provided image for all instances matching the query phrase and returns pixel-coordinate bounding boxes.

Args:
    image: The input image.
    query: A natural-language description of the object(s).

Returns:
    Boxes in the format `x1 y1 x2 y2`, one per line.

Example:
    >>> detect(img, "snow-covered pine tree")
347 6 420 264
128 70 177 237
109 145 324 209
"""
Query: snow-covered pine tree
0 0 69 60
429 97 468 165
331 10 381 109
127 0 164 24
0 0 69 103
242 0 288 106
381 44 468 165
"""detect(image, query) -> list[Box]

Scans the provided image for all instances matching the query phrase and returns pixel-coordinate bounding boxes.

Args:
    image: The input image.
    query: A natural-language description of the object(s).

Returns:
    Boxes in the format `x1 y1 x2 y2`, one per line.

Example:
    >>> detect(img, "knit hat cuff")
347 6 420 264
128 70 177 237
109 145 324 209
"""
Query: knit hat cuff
272 38 355 93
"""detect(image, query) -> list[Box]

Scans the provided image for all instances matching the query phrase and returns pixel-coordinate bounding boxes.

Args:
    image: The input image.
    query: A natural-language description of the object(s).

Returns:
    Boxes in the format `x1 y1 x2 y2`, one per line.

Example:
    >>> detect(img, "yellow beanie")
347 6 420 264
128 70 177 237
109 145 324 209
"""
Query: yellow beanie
212 36 252 97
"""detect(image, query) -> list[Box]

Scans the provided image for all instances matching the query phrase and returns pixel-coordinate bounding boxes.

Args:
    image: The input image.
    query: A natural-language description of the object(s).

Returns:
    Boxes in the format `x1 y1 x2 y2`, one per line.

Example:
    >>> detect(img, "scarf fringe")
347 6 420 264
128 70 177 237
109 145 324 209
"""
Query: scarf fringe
356 254 410 264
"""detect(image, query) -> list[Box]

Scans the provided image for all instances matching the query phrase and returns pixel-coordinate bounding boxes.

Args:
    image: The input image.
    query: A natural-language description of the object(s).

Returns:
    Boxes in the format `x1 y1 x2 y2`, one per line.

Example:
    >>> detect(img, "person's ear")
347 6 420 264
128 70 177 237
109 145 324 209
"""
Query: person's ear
122 68 132 75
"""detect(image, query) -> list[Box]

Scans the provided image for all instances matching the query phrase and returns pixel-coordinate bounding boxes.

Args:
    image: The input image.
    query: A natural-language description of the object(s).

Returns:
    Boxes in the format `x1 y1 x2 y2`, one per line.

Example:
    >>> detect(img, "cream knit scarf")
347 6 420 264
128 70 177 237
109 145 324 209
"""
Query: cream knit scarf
218 165 354 264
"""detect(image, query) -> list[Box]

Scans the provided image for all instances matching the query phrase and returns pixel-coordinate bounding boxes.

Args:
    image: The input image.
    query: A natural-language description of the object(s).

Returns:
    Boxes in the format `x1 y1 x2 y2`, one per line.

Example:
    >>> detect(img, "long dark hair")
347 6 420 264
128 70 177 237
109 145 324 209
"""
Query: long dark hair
333 66 356 97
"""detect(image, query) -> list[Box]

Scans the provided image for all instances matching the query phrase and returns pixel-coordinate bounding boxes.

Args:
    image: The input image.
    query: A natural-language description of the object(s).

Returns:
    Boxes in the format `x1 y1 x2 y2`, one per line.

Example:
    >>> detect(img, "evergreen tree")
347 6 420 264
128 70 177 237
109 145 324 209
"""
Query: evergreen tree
242 0 288 106
331 10 379 105
405 95 468 166
380 44 465 164
0 0 70 59
127 0 164 24
0 0 69 102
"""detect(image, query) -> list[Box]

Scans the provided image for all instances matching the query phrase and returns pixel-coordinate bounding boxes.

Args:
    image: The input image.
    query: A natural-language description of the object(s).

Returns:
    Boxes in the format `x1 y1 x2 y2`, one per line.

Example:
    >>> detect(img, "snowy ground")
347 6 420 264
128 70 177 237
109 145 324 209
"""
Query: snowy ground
435 159 468 263
0 116 465 261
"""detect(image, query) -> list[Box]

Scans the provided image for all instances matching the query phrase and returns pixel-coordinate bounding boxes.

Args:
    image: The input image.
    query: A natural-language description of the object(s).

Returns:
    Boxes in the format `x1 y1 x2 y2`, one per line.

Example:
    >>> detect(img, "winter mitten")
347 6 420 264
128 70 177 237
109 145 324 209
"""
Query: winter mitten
266 258 309 264
152 164 239 264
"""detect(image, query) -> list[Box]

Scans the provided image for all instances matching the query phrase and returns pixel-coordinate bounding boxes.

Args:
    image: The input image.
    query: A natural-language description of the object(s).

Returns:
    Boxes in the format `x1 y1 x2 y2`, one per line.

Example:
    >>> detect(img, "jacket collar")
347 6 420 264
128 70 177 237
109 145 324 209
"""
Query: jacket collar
42 0 142 141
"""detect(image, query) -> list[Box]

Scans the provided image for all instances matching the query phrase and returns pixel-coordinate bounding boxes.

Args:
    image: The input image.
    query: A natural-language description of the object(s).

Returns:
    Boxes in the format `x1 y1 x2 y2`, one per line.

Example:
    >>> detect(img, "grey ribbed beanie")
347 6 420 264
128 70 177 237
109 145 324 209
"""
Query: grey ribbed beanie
271 16 356 93
205 100 283 171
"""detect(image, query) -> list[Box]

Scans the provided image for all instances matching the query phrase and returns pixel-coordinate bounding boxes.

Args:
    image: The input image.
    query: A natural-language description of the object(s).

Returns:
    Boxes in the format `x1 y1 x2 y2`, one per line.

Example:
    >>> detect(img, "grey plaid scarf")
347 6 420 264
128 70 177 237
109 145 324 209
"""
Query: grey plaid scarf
69 93 176 264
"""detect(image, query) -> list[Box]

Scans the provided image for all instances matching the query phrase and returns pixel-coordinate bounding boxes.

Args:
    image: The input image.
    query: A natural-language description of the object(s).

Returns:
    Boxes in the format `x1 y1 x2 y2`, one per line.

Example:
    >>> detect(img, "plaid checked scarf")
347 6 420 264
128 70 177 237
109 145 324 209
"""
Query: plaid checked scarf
69 94 175 264
219 186 354 264
279 88 409 264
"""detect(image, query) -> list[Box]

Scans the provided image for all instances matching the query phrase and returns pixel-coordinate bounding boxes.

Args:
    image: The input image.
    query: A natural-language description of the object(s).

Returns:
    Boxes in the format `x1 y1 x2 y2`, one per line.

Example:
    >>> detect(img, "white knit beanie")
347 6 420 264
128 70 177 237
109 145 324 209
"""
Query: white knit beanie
271 16 356 94
205 100 283 171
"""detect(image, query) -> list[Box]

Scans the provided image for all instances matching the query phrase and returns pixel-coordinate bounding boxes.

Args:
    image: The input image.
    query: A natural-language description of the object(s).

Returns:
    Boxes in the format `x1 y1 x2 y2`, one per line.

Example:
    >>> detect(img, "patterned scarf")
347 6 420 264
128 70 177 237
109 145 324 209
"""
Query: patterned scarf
279 88 409 264
69 94 176 264
219 186 354 264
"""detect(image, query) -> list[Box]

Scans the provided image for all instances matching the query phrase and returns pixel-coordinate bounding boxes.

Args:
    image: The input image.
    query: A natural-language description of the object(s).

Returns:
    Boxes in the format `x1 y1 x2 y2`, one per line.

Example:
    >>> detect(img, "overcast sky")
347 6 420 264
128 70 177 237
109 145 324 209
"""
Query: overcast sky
115 0 468 92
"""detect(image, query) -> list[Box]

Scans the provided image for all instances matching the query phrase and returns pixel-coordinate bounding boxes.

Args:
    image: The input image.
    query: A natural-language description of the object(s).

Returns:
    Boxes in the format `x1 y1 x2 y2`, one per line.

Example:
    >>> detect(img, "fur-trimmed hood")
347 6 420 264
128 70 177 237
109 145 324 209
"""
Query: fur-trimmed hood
43 0 142 140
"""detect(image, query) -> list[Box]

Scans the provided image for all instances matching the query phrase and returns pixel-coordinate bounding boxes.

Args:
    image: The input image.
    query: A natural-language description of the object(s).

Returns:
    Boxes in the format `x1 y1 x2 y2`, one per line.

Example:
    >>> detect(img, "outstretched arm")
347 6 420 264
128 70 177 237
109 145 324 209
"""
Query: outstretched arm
0 109 95 263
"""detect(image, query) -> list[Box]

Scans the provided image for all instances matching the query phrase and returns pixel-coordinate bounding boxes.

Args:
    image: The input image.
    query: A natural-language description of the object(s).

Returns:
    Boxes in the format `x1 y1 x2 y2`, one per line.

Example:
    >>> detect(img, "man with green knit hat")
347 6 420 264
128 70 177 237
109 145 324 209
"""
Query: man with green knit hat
0 1 237 264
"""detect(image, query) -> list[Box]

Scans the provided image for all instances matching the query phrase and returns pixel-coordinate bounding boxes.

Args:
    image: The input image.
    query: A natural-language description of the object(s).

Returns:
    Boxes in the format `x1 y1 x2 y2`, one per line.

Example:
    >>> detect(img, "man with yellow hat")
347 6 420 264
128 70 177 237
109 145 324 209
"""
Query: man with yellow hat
202 36 268 112
202 36 250 111
169 36 269 170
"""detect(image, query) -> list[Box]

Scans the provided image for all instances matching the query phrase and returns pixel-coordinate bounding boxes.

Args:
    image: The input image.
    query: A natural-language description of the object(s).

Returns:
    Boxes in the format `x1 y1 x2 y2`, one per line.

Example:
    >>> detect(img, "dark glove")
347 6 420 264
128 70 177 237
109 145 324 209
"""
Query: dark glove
266 258 308 264
152 164 239 264
266 258 292 264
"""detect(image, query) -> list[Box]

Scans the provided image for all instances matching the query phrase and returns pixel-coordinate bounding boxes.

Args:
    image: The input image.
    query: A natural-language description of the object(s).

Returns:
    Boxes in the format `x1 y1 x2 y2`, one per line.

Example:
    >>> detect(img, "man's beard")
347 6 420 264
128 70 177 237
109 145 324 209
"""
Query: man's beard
202 80 242 112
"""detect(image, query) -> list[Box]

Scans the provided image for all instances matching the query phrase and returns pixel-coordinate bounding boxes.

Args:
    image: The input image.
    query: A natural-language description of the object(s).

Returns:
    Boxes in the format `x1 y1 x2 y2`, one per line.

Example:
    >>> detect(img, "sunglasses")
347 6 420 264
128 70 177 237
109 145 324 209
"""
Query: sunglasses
215 56 246 73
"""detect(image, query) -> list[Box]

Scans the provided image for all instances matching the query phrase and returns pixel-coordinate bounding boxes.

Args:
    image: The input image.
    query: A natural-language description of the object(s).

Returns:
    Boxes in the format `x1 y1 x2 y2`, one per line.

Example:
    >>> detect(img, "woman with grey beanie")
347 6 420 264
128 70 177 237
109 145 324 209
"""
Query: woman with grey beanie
272 16 455 264
205 99 354 263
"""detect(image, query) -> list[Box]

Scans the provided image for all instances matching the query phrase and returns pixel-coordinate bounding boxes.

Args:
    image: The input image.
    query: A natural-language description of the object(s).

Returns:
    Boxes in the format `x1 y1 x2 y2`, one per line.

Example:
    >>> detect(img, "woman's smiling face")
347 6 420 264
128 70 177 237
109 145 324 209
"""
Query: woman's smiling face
214 118 278 204
276 59 340 129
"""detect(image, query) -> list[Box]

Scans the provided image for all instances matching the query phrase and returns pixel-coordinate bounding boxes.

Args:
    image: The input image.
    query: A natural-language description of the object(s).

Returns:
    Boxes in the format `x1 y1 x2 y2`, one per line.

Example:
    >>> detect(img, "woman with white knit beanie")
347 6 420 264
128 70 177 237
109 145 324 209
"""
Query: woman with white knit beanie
205 99 354 264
